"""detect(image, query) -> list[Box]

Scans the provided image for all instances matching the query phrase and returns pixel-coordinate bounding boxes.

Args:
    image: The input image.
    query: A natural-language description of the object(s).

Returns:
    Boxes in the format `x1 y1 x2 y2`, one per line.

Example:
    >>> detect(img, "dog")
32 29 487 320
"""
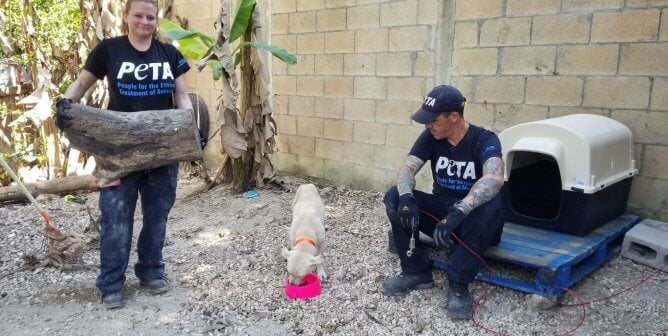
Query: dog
281 183 326 285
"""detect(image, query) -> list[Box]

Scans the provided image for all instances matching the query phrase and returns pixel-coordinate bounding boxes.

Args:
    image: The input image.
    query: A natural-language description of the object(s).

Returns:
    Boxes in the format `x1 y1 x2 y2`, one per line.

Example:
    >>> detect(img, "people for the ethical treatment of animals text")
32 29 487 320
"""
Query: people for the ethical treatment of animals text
382 85 505 320
55 0 193 309
283 184 327 286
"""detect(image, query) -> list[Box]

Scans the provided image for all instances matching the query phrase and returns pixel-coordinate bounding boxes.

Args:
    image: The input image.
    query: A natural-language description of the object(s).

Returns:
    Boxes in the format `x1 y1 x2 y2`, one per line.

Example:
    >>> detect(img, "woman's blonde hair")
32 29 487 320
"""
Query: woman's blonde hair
121 0 160 37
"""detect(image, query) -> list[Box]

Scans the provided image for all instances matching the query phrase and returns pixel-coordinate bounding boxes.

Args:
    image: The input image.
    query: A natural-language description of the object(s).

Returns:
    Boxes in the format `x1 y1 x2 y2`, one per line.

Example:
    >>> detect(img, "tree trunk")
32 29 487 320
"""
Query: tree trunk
0 175 97 202
59 103 203 182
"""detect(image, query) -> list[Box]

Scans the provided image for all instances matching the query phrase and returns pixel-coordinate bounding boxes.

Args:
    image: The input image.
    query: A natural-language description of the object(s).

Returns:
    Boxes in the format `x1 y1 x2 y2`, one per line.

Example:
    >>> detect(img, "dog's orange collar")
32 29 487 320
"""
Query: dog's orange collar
295 237 317 248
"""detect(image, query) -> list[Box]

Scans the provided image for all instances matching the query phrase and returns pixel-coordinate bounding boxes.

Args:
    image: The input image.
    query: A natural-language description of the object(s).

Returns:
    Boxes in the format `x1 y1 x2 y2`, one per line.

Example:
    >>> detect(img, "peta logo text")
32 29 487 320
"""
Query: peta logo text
435 156 476 179
116 62 174 80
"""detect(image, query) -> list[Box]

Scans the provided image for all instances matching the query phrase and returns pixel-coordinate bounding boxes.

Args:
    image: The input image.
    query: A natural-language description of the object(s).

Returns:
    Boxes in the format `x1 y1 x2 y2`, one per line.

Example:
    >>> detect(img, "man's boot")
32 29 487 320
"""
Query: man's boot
382 273 433 296
447 282 472 320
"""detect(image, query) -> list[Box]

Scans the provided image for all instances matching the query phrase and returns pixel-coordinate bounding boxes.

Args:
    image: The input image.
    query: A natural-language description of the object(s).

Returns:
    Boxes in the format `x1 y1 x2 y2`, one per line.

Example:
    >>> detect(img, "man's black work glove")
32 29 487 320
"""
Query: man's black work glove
433 206 466 249
397 194 419 230
198 128 208 149
55 98 73 130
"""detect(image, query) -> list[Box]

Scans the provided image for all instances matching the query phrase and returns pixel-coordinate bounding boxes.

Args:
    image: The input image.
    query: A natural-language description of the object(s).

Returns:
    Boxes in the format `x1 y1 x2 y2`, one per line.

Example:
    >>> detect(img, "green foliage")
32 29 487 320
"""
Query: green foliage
1 0 80 64
159 18 213 60
229 0 256 44
0 105 45 169
158 14 297 79
234 42 297 66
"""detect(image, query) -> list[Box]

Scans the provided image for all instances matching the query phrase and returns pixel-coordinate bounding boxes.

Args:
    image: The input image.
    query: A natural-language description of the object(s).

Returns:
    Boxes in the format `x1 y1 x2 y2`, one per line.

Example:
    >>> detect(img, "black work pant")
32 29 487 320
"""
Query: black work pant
383 187 504 285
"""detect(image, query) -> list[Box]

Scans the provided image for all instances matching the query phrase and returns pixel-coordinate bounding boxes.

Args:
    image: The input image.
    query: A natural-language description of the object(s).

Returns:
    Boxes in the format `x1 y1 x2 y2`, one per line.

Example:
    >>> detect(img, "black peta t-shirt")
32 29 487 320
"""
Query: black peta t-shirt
84 36 190 112
409 124 502 197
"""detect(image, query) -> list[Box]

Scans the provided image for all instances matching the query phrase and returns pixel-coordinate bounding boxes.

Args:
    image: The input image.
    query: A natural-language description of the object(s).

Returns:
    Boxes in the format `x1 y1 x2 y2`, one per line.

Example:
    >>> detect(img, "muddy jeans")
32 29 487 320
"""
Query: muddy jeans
383 187 504 285
95 164 178 295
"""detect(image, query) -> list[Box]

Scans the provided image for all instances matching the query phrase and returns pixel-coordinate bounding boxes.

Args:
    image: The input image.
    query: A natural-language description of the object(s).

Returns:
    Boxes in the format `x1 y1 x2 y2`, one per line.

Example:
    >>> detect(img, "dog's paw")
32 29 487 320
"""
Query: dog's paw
317 269 328 282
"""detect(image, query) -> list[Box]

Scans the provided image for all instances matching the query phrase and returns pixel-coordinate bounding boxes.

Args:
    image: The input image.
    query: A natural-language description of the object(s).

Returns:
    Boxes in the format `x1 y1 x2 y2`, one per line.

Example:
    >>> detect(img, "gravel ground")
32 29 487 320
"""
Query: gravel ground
0 173 666 336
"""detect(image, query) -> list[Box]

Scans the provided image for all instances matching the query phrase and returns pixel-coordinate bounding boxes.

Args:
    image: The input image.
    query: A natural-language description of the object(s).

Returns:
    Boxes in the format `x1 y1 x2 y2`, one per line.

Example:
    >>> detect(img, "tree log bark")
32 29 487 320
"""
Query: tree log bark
60 103 202 182
0 175 97 203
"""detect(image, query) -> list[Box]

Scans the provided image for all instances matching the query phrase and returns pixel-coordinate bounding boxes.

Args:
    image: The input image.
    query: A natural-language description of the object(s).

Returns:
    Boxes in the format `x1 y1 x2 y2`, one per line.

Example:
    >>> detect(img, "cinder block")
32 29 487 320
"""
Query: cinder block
532 14 590 45
651 77 668 111
387 77 426 101
355 29 389 53
317 8 347 32
455 21 479 48
315 54 344 75
389 26 429 51
456 0 503 20
297 76 324 97
296 117 324 138
324 31 355 54
591 9 660 43
506 0 560 16
376 52 413 77
417 0 438 25
454 48 498 75
380 0 418 27
290 12 316 33
289 55 315 75
297 33 324 54
621 219 668 271
480 17 531 47
344 54 376 76
619 43 668 76
526 76 583 106
583 76 650 109
324 77 354 98
347 4 380 29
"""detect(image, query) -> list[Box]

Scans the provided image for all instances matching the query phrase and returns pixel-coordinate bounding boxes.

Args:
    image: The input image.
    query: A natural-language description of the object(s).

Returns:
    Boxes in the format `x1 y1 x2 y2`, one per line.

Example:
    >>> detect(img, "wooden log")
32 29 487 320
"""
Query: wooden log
0 175 97 203
60 103 203 182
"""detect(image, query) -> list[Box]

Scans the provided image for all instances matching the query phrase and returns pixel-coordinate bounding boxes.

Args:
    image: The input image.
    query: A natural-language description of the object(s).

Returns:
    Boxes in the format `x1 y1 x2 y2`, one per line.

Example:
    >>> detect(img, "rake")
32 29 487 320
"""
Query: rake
0 155 82 263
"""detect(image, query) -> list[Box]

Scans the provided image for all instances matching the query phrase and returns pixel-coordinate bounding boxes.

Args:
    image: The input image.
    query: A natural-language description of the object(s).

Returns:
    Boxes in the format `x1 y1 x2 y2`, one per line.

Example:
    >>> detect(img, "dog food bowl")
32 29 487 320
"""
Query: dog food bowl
285 273 321 300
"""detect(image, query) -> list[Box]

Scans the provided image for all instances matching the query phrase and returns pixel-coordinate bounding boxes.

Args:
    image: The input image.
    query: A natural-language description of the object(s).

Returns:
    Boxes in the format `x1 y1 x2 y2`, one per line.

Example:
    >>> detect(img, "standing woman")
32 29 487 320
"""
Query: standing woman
56 0 192 309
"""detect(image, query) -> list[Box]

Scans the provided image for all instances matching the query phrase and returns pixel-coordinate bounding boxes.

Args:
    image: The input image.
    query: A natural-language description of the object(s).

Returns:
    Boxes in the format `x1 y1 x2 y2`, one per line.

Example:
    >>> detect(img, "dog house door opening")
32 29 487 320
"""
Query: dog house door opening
507 152 561 220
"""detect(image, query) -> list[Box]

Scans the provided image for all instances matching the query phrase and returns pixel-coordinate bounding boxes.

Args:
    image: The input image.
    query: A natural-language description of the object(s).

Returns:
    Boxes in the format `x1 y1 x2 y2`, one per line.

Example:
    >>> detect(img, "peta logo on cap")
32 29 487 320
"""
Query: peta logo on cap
411 85 467 124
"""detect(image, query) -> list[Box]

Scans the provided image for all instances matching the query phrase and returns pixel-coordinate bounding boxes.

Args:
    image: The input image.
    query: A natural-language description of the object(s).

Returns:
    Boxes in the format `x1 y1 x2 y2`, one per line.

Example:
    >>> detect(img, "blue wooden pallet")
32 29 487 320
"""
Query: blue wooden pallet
432 214 641 298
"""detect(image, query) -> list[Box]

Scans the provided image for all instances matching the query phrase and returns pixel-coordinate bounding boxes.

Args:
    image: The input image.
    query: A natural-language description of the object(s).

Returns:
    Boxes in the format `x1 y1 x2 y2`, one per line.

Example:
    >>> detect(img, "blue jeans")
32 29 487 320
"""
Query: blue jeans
384 187 504 285
96 164 178 295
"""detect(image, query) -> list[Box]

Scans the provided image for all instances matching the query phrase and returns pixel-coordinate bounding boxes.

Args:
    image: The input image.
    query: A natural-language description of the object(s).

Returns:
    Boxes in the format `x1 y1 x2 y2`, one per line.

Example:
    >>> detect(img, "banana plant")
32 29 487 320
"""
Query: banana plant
159 3 296 79
159 0 296 192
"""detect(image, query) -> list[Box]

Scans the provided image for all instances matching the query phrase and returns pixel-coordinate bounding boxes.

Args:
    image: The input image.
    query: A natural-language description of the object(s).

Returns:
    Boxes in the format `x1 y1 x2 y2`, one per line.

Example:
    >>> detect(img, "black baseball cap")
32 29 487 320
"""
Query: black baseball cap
410 85 466 124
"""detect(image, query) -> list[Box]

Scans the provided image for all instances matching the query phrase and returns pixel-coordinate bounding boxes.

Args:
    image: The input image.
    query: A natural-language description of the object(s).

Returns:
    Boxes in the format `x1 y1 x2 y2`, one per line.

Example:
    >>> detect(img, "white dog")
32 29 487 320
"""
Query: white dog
281 183 326 285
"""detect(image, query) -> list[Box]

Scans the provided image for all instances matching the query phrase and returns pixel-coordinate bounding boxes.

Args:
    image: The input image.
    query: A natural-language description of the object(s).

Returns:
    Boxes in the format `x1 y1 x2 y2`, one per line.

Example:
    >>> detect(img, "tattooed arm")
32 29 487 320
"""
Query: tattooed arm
454 156 504 215
396 155 426 195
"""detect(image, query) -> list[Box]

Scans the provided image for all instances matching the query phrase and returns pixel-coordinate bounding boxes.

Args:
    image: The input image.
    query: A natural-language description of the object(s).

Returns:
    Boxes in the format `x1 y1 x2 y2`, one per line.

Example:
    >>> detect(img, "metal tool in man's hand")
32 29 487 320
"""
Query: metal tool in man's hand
406 217 418 257
397 194 420 257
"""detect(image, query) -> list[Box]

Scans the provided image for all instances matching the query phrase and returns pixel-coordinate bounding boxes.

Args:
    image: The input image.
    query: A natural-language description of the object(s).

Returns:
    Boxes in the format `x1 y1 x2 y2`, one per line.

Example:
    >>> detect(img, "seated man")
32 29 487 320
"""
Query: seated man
382 85 505 320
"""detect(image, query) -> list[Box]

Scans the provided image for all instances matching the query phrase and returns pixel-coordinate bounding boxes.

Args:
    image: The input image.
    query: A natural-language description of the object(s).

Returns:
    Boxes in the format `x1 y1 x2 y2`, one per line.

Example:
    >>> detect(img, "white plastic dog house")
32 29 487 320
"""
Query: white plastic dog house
499 114 638 236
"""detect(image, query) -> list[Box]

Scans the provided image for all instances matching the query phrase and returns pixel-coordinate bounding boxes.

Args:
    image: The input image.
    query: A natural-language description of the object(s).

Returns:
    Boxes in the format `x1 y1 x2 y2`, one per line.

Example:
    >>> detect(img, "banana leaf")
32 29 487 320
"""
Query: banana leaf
159 18 214 59
229 0 256 43
235 42 297 65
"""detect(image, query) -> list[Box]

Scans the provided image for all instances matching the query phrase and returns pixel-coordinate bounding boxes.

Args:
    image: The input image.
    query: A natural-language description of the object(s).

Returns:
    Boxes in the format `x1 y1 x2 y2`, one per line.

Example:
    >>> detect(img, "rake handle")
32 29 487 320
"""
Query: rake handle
0 156 47 214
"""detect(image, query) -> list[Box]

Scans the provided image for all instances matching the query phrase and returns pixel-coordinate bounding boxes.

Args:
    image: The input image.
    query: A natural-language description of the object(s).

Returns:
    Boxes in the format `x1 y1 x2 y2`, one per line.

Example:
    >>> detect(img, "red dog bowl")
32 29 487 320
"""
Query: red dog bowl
285 273 321 299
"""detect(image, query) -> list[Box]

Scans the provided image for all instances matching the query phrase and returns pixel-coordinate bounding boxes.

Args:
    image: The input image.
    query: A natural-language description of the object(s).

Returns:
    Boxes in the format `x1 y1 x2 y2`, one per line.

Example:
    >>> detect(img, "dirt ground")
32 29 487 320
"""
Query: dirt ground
0 173 666 336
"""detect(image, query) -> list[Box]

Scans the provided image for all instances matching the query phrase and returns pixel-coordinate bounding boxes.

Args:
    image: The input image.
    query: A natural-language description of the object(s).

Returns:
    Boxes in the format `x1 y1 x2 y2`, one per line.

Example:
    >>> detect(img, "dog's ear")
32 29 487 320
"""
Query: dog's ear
310 255 323 266
281 247 292 259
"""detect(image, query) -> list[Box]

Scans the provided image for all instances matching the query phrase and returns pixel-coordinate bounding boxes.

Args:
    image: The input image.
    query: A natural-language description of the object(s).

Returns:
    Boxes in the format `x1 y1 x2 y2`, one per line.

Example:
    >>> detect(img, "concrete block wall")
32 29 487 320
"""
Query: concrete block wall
171 0 668 221
448 0 668 221
270 0 437 192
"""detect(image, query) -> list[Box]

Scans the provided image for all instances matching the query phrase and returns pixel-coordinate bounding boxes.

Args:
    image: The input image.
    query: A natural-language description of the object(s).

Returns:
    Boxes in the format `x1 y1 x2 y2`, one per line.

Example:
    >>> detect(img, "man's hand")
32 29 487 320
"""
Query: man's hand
433 206 466 248
55 98 73 130
397 194 419 230
198 128 208 149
